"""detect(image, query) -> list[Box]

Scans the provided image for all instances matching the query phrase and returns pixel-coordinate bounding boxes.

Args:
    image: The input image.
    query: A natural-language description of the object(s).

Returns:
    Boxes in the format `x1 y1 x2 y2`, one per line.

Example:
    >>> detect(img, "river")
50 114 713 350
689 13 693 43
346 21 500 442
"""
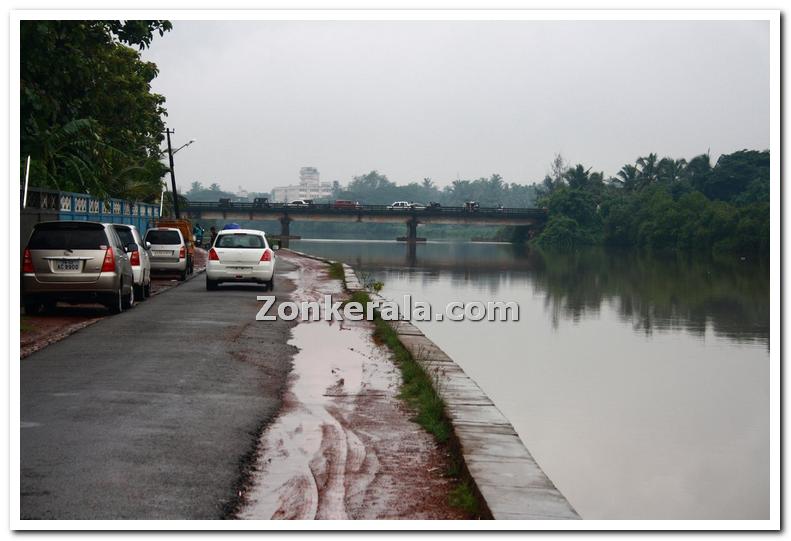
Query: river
290 239 770 520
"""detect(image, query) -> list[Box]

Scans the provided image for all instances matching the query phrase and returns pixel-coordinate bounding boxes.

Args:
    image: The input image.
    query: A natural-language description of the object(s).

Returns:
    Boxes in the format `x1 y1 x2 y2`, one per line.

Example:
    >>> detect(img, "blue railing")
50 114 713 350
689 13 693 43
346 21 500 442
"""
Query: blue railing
21 187 161 232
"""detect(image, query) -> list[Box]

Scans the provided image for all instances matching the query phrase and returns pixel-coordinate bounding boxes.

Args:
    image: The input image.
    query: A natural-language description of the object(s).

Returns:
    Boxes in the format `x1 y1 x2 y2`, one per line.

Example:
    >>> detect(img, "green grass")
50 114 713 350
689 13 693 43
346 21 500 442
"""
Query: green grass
449 480 479 515
327 261 345 281
372 316 452 443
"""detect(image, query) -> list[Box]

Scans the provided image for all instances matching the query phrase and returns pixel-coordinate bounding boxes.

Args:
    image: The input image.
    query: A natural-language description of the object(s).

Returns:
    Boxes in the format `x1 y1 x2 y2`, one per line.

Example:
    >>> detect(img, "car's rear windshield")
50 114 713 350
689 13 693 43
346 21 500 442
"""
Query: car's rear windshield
113 227 134 245
215 233 265 249
28 223 109 250
146 230 181 245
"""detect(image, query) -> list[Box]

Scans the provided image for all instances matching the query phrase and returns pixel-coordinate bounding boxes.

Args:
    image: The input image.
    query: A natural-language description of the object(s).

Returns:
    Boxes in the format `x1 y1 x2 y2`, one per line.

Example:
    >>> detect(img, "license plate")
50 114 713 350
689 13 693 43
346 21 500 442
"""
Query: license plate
154 250 171 256
56 260 81 271
228 266 252 271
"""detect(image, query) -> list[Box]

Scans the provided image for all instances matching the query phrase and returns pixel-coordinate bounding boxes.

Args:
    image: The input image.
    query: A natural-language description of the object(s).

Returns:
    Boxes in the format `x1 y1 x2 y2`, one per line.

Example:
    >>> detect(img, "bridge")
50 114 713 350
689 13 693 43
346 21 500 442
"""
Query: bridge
184 201 548 246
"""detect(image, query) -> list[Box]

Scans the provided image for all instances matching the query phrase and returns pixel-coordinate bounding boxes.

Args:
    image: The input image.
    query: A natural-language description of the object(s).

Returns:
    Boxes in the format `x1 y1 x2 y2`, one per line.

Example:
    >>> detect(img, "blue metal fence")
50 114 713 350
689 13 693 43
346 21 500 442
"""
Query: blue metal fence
21 187 161 232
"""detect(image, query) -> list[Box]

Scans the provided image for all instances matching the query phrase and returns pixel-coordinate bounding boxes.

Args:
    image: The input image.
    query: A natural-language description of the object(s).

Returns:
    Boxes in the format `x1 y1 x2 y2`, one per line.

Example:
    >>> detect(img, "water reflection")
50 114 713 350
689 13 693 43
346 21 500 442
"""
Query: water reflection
292 240 769 346
290 239 769 519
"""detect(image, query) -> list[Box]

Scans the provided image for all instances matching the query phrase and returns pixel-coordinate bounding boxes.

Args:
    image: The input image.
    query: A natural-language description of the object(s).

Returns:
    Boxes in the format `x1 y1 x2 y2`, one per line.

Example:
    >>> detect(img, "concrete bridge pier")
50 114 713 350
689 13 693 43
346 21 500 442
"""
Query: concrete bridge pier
397 216 425 243
279 216 292 248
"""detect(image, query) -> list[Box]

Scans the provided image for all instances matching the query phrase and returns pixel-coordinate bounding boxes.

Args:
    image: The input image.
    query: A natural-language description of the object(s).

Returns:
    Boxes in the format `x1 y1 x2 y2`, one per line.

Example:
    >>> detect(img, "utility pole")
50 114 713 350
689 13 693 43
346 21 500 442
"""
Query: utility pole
165 128 180 218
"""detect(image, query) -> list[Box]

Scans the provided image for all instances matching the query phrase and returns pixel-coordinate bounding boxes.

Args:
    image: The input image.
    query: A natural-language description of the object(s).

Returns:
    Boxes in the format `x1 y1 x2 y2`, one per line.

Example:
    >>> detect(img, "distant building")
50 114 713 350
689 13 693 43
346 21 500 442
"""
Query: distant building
271 167 333 202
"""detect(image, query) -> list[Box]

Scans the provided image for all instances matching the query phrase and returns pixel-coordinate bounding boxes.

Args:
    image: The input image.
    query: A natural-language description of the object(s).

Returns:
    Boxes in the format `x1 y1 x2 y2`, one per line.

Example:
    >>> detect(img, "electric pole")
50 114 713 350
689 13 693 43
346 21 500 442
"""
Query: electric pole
165 128 180 218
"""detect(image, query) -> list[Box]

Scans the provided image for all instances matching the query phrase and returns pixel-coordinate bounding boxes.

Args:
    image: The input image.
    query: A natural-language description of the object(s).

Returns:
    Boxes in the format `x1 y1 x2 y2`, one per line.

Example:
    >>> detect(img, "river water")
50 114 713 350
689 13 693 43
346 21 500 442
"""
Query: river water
290 239 770 520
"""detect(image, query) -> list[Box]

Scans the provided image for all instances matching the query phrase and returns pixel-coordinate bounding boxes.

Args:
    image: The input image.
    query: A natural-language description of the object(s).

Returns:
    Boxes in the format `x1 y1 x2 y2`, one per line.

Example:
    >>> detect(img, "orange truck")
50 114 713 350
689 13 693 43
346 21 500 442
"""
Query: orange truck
153 218 196 274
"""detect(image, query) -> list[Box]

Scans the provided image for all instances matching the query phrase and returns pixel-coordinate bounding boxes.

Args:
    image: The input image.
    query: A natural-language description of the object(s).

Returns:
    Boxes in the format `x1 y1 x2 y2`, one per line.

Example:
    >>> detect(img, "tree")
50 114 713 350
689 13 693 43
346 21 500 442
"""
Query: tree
20 20 172 200
636 153 659 188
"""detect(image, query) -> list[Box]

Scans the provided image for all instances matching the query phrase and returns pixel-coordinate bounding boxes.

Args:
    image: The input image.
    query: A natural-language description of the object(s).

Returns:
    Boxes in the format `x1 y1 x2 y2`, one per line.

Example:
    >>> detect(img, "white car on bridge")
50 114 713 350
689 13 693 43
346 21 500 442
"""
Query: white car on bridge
206 229 275 291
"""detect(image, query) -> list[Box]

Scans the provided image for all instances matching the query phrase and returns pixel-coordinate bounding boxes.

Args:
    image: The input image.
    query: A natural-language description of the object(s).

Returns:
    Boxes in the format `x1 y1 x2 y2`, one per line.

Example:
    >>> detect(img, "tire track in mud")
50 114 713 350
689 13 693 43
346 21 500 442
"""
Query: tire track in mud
238 252 468 520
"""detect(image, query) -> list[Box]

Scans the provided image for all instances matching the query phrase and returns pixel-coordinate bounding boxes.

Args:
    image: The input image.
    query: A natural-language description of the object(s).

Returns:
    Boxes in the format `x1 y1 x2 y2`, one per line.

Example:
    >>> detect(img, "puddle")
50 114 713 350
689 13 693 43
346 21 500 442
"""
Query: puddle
238 253 468 520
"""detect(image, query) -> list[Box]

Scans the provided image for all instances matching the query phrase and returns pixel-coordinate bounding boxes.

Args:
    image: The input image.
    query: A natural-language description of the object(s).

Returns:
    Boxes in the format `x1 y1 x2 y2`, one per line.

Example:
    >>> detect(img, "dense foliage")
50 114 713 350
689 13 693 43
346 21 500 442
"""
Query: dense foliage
532 150 770 254
334 171 539 208
21 20 172 200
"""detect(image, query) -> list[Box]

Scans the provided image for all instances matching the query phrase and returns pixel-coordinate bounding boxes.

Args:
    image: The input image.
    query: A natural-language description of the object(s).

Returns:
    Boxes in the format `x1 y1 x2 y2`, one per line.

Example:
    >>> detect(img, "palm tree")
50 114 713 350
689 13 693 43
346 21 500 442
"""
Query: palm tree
657 157 687 183
615 164 639 191
636 153 659 188
564 164 591 190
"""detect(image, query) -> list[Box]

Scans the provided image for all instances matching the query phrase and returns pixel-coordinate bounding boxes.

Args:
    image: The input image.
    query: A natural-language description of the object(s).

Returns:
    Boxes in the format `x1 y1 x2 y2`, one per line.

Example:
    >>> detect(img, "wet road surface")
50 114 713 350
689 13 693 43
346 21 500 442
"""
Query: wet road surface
20 259 297 519
239 252 469 520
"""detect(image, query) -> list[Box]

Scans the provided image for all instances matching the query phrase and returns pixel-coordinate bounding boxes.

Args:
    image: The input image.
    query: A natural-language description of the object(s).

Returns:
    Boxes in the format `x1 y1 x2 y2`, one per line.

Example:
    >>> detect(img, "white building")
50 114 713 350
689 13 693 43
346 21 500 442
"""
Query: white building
271 167 333 202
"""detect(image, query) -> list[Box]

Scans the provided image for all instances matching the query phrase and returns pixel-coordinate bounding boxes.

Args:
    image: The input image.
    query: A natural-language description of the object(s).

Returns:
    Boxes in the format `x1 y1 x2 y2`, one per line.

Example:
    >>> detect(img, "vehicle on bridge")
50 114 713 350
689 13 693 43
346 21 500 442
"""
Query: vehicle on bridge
288 199 313 207
206 229 275 291
253 197 270 208
464 201 480 212
109 224 152 300
22 221 137 315
145 227 190 281
388 201 425 210
426 202 442 210
333 199 361 209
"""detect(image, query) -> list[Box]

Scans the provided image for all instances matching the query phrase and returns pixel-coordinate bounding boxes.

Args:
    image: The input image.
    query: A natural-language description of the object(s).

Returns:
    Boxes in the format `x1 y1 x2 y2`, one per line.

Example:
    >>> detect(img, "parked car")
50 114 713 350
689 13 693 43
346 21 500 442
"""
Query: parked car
108 224 151 299
426 202 442 210
206 229 275 291
22 220 136 315
145 227 189 280
387 201 411 210
409 202 426 210
333 199 361 209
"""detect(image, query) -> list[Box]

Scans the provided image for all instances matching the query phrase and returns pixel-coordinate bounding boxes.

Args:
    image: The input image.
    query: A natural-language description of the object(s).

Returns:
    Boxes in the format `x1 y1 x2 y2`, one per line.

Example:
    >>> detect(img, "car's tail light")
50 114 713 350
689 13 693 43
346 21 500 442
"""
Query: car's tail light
22 249 34 273
260 249 272 262
209 248 220 261
129 250 140 266
101 247 115 272
179 246 186 259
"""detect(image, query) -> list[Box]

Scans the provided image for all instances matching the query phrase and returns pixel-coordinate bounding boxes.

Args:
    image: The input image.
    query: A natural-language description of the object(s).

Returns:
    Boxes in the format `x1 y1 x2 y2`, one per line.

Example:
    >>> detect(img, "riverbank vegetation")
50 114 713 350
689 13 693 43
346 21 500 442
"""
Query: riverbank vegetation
531 150 770 254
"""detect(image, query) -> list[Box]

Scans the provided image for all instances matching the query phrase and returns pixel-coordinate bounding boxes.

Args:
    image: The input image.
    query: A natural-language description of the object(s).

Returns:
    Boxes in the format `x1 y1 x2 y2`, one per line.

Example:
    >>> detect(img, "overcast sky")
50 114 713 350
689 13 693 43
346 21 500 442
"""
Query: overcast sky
142 20 769 194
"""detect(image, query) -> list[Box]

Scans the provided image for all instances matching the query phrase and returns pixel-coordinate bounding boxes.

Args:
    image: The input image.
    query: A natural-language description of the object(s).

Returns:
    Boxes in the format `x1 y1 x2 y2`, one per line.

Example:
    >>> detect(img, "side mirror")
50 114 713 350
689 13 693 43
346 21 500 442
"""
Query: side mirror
126 242 139 253
145 241 152 250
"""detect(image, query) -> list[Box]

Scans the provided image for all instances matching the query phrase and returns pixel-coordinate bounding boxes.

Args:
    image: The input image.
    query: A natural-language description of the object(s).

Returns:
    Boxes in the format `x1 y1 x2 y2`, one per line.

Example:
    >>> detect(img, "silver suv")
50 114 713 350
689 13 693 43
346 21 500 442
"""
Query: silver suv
22 221 136 314
144 227 188 280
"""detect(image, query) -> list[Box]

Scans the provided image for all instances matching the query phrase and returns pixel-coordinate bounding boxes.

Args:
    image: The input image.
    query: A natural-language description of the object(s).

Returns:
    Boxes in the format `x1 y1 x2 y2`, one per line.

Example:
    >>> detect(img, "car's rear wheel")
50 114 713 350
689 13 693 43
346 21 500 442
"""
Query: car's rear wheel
107 286 123 314
206 278 218 291
267 279 274 291
144 281 151 298
123 284 135 309
179 268 187 281
134 283 144 301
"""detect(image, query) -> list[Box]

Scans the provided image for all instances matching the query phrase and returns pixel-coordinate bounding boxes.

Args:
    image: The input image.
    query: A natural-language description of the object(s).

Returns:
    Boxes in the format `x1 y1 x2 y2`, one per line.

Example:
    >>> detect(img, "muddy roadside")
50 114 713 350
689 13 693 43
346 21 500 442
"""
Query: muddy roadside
20 248 208 359
236 250 474 520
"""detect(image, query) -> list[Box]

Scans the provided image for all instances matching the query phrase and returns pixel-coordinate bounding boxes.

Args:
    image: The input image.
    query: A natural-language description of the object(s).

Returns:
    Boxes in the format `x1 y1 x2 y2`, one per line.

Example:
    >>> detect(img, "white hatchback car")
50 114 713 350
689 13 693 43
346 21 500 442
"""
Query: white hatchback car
206 229 275 291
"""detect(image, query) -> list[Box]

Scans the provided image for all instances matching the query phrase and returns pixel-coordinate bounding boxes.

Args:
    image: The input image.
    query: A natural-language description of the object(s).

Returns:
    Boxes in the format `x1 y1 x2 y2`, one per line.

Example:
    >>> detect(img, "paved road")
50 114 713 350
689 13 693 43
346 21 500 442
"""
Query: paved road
20 262 297 519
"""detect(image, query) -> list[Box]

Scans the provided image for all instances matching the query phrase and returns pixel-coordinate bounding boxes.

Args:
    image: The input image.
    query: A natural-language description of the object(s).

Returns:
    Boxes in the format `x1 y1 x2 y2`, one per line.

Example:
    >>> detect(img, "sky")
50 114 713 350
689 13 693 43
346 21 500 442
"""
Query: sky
141 20 769 195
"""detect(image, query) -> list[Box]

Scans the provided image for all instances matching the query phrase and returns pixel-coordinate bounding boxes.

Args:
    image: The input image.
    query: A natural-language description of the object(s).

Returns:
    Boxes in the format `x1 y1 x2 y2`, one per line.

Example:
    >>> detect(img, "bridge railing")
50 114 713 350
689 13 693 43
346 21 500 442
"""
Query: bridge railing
184 200 548 219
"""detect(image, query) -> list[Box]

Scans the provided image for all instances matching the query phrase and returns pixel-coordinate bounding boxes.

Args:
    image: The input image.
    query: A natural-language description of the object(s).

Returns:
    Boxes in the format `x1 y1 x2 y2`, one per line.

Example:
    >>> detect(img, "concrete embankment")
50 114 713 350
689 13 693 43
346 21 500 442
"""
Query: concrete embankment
341 260 579 520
